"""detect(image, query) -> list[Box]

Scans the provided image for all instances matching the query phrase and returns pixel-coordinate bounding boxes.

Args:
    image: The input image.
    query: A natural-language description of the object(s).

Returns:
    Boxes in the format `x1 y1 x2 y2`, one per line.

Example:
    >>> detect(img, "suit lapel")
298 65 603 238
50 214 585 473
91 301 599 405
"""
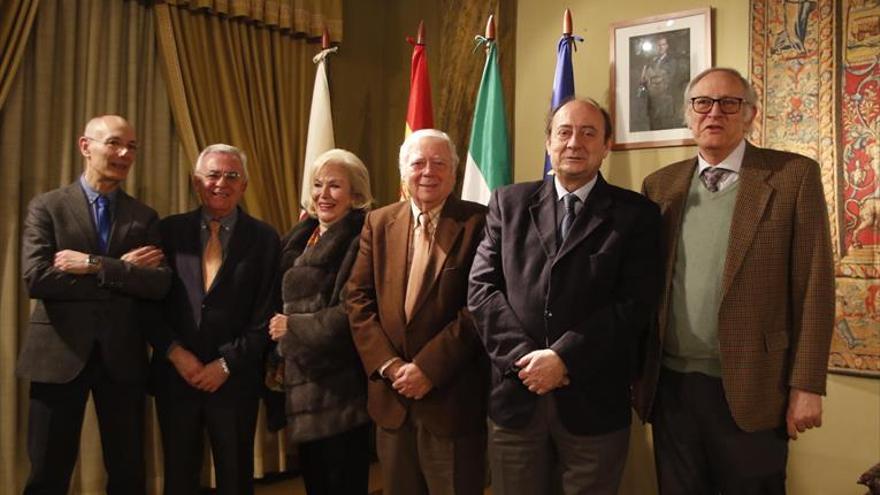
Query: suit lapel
209 208 253 295
64 183 100 252
554 175 612 263
176 210 206 306
384 203 411 328
528 180 558 259
721 144 773 300
408 199 463 319
656 160 696 346
107 190 134 256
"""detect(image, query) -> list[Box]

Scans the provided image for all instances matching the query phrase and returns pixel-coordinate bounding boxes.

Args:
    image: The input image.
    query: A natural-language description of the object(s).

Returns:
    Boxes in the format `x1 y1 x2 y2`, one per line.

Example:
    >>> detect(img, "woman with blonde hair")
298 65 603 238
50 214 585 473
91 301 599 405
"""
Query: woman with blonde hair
268 148 373 495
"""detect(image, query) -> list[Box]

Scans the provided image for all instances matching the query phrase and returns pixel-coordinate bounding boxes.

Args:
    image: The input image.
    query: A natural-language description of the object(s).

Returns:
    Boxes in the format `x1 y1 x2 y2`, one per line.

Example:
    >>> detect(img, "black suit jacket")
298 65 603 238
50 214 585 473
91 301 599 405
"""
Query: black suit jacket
149 207 280 403
18 181 171 384
468 174 661 435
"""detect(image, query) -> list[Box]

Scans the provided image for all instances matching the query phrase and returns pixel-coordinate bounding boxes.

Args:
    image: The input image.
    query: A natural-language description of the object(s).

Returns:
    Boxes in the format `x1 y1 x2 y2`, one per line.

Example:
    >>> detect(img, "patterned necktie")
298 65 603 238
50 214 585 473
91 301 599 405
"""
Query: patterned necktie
96 195 111 253
701 167 731 193
203 220 222 290
560 194 579 242
405 213 432 321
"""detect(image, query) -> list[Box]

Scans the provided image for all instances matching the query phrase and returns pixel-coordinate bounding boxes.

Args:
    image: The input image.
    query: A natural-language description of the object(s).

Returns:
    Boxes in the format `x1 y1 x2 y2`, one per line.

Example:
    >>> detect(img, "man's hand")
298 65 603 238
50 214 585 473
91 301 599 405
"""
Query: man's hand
268 313 288 341
191 359 230 393
168 345 204 386
121 245 164 268
54 250 93 274
786 388 823 440
392 363 433 400
516 349 569 395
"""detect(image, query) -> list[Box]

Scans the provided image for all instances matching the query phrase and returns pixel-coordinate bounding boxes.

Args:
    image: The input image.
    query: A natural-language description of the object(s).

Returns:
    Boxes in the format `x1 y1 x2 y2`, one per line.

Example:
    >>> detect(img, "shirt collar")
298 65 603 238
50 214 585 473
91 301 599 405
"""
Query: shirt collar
79 175 119 204
201 207 238 231
697 139 746 176
410 199 446 228
554 174 598 203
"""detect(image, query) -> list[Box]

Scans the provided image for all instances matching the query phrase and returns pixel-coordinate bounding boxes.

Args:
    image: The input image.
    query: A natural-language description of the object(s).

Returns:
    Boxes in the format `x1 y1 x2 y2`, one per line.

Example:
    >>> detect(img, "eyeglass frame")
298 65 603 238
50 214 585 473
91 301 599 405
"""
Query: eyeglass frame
83 136 139 153
688 96 749 115
195 170 245 183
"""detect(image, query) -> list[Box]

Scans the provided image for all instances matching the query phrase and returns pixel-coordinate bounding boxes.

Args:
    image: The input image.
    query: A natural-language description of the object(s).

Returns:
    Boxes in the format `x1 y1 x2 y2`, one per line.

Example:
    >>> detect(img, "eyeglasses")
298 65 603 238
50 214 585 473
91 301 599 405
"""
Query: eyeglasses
689 97 747 115
197 170 244 183
83 136 138 153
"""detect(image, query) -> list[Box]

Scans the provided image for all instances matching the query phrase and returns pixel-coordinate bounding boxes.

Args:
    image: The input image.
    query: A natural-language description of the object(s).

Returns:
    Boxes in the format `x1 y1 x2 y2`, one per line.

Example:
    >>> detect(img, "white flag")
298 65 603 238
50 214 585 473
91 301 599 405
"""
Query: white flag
300 47 338 216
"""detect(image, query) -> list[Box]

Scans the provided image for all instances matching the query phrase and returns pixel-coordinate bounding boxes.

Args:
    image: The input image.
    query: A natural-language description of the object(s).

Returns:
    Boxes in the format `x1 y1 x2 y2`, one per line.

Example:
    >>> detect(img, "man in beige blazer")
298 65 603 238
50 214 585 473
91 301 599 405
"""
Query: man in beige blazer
635 67 835 494
347 129 488 495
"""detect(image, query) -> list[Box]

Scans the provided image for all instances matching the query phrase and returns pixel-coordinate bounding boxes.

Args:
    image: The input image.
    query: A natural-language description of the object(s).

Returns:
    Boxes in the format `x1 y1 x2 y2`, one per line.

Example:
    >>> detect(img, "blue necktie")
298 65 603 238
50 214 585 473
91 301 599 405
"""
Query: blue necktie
560 193 579 242
96 195 111 253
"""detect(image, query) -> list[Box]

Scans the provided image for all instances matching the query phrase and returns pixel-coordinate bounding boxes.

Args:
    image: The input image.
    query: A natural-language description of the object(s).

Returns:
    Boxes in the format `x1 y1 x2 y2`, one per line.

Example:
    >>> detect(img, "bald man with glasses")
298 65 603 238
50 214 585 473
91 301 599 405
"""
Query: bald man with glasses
18 115 171 494
635 67 835 494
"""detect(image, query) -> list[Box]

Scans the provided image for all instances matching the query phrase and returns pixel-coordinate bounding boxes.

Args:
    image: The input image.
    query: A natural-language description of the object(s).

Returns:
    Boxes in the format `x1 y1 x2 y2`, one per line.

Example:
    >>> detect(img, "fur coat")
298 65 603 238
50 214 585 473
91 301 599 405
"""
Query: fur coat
278 210 370 443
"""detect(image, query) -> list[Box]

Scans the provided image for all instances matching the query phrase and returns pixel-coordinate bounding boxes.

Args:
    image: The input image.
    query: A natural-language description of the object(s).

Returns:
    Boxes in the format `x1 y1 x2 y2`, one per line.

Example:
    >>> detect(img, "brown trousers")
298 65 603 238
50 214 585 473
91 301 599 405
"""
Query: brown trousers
376 414 486 495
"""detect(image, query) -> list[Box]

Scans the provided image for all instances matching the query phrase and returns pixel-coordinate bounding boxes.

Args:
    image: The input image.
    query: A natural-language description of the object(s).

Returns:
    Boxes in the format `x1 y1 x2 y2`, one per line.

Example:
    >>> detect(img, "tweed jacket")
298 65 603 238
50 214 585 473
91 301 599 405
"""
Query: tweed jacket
277 210 370 443
149 207 280 403
468 175 662 435
18 181 171 384
634 141 835 432
346 196 489 437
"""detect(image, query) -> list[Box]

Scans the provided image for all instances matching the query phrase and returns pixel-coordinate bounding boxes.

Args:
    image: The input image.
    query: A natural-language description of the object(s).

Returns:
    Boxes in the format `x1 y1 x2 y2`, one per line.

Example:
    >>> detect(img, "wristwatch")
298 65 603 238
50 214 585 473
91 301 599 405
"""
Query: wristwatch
86 254 101 271
218 357 230 375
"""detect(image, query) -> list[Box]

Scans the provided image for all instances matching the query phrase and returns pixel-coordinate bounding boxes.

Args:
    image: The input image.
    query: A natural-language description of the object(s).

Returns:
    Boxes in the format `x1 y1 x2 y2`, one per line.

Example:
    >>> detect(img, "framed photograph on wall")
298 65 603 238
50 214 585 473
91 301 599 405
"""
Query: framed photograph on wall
609 8 712 150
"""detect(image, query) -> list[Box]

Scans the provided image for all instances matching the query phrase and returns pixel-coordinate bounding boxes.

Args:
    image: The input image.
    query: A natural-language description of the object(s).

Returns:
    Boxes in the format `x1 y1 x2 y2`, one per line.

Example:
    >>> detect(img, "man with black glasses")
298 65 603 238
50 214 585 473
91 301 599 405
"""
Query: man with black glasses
635 67 835 494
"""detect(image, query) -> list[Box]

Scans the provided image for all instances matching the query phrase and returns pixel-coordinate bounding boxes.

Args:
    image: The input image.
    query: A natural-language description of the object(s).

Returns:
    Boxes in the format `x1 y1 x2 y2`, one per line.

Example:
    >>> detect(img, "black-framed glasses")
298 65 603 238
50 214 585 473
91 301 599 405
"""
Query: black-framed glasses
197 170 244 183
689 97 747 115
83 136 138 153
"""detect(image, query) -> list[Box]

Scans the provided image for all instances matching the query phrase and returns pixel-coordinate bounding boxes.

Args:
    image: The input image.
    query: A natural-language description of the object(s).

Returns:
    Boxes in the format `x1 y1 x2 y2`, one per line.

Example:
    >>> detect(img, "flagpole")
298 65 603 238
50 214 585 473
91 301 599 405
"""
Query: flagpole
543 9 581 179
461 13 512 205
300 27 338 218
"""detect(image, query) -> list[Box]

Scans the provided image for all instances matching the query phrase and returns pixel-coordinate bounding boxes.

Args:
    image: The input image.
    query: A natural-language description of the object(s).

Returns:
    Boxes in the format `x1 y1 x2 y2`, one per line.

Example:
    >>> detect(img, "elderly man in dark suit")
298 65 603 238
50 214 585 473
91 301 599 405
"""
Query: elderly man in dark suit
468 98 662 495
18 115 171 494
150 144 280 495
347 129 488 495
635 67 835 494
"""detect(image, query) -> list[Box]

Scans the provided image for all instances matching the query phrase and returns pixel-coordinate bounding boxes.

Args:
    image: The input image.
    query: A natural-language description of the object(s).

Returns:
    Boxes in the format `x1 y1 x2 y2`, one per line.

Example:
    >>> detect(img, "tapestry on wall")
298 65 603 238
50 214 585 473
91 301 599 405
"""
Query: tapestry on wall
750 0 879 376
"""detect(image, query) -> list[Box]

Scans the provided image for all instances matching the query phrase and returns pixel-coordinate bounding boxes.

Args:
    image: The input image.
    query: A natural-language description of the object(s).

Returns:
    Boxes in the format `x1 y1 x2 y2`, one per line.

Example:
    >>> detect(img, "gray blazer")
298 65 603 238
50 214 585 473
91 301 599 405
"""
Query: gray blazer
18 181 171 384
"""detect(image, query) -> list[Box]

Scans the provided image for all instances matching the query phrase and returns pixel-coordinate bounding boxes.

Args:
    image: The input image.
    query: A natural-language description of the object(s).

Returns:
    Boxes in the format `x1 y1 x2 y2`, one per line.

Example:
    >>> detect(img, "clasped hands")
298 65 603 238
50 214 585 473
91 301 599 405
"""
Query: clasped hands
53 245 164 274
168 345 228 393
516 349 569 395
385 359 433 400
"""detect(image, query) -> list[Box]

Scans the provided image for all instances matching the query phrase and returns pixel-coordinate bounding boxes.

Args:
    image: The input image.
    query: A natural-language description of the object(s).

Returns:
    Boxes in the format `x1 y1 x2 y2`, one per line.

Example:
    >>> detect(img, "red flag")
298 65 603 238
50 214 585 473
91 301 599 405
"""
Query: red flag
405 22 434 135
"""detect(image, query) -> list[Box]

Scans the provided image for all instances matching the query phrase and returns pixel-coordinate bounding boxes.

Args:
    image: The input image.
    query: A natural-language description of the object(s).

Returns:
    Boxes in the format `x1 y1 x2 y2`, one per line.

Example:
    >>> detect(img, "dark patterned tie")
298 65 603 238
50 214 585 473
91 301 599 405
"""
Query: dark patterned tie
96 195 111 253
560 194 579 242
700 167 731 193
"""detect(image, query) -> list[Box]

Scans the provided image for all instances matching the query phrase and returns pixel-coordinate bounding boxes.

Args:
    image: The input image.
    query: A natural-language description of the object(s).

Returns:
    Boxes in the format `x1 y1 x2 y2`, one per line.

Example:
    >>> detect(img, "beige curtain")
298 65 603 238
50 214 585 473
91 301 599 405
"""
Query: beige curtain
0 0 39 108
0 0 190 493
436 0 516 185
164 0 343 40
155 0 342 233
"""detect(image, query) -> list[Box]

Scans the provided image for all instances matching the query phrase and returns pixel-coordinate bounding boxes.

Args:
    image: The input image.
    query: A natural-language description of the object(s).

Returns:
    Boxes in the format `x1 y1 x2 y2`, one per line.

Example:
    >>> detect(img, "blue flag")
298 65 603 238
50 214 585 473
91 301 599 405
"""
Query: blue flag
543 34 581 178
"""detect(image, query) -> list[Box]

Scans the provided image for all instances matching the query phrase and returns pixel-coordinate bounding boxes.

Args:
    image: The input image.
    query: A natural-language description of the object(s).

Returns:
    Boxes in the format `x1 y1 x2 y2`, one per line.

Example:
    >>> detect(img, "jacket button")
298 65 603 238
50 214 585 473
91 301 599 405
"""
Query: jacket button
544 310 552 318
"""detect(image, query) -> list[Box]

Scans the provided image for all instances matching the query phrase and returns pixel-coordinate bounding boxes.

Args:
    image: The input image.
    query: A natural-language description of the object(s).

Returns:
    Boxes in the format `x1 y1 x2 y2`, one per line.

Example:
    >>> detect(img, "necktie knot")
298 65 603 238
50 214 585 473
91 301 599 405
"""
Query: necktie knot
208 219 221 235
560 194 579 243
564 193 579 214
418 213 433 238
701 167 731 193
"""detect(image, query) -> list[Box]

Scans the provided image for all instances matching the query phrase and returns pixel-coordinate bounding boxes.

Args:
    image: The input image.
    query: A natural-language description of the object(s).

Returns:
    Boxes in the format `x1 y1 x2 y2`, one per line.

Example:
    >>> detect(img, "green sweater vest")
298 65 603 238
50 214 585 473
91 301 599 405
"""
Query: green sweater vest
662 170 739 377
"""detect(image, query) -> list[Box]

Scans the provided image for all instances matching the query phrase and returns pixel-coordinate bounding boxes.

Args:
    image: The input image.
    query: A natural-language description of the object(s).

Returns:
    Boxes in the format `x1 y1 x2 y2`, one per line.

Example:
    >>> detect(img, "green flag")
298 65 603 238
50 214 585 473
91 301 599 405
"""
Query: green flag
462 41 511 205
